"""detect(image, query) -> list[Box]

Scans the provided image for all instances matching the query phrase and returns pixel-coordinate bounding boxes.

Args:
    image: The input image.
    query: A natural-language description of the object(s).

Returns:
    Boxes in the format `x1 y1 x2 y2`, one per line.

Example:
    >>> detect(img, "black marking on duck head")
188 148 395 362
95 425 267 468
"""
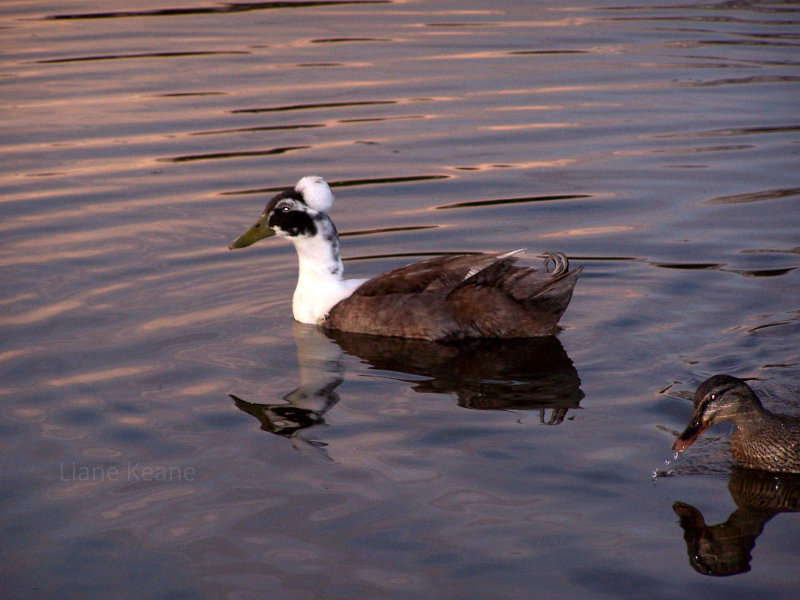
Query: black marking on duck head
230 394 323 436
268 207 318 238
267 195 319 238
693 375 760 422
264 188 306 214
230 188 308 249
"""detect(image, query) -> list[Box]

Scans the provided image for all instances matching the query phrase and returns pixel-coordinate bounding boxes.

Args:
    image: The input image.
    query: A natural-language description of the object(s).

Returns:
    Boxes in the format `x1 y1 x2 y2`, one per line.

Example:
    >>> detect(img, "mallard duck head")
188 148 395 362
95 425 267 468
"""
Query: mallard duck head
672 374 761 453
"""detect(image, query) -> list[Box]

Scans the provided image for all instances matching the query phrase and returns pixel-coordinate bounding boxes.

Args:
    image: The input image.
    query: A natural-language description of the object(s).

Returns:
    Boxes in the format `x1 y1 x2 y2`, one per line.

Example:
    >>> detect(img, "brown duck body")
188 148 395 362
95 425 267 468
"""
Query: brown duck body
729 409 800 473
324 252 583 341
673 375 800 473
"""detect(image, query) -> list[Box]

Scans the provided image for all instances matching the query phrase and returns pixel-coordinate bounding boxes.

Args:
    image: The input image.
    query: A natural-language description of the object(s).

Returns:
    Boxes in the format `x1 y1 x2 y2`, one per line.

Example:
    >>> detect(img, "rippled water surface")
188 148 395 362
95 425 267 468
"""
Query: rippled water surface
2 1 800 598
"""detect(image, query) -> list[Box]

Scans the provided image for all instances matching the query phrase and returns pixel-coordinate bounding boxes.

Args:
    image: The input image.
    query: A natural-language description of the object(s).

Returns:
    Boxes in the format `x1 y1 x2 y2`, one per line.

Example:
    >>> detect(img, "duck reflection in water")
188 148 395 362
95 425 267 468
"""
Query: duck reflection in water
326 328 584 423
231 323 583 454
231 324 344 457
673 468 800 577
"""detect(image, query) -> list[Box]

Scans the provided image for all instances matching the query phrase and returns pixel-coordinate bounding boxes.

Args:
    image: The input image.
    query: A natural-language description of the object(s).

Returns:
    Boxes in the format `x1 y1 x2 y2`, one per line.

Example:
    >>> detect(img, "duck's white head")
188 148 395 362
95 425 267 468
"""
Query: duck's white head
228 176 335 249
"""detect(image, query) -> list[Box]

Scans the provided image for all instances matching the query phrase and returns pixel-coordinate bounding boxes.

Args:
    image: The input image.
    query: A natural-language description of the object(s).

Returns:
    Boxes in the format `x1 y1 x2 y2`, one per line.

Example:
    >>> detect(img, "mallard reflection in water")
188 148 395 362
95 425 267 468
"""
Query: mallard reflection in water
673 468 800 576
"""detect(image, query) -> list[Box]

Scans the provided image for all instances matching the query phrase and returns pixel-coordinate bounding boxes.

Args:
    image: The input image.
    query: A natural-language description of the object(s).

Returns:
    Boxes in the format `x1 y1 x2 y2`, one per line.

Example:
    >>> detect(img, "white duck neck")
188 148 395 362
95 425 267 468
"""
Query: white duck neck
289 219 362 324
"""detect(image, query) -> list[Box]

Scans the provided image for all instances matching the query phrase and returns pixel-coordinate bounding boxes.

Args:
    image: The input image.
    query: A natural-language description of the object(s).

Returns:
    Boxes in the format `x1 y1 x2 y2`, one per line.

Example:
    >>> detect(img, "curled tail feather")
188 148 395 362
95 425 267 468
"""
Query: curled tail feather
540 251 570 277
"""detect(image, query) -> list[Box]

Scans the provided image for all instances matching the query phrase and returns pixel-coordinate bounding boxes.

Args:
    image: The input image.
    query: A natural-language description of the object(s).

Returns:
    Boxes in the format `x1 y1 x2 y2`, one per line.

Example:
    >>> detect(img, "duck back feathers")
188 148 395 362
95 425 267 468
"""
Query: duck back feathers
730 410 800 473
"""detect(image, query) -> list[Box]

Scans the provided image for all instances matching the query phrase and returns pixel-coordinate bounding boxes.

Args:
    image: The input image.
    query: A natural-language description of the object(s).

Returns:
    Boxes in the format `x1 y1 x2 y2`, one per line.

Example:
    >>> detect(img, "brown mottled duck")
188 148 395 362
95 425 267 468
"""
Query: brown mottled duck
673 375 800 473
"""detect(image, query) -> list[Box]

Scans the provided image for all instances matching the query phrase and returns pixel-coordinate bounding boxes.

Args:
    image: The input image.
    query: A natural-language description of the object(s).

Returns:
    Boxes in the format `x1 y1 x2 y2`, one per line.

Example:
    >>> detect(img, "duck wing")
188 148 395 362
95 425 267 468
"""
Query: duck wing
324 252 521 339
351 251 520 296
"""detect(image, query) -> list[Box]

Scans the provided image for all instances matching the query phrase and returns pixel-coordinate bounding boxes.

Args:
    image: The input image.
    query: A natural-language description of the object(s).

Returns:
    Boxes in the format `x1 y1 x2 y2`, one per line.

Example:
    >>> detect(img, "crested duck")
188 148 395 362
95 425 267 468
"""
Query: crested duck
229 176 582 340
673 375 800 473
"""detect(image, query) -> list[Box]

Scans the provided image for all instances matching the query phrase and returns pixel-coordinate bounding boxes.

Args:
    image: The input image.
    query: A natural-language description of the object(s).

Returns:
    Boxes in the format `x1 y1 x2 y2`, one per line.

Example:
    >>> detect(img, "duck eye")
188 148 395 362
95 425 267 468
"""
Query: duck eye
280 205 291 213
710 393 716 401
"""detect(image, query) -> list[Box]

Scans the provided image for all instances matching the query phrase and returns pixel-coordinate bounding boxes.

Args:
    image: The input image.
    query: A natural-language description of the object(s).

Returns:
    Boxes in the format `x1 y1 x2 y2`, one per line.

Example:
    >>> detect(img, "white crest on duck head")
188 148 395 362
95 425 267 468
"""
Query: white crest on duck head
295 176 334 213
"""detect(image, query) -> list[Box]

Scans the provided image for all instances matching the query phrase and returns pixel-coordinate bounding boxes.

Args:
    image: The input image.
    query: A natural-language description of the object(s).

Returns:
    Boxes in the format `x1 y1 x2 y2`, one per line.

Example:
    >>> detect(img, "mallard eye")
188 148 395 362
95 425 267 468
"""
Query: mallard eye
280 205 291 213
710 393 717 401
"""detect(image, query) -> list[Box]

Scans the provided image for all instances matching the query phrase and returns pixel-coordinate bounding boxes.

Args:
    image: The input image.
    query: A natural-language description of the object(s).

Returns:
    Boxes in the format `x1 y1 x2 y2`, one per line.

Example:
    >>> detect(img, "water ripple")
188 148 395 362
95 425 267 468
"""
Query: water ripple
437 194 591 210
45 1 391 20
311 37 393 44
190 123 324 136
35 51 249 64
221 174 449 195
652 124 800 138
161 146 310 163
707 186 800 205
340 225 440 238
231 100 397 114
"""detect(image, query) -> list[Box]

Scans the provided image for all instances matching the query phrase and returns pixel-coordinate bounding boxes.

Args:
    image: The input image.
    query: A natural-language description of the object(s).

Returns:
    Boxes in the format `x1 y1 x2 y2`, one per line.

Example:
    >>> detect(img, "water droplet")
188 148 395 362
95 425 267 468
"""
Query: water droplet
651 456 677 483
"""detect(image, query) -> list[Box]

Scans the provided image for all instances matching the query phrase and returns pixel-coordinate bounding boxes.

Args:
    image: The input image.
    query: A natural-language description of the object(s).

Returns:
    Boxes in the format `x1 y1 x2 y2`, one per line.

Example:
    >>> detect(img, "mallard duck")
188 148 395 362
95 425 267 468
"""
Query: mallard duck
229 176 582 340
672 375 800 473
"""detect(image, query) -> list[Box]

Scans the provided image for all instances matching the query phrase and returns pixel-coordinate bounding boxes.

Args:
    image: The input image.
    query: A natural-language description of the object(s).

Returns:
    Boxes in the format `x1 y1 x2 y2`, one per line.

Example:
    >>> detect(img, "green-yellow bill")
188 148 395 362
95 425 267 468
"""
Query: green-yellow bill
228 212 275 249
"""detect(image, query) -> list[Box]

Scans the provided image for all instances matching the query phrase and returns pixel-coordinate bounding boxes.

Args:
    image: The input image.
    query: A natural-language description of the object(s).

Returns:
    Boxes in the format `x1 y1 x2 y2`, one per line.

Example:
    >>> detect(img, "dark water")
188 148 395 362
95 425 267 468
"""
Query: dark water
2 1 799 598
